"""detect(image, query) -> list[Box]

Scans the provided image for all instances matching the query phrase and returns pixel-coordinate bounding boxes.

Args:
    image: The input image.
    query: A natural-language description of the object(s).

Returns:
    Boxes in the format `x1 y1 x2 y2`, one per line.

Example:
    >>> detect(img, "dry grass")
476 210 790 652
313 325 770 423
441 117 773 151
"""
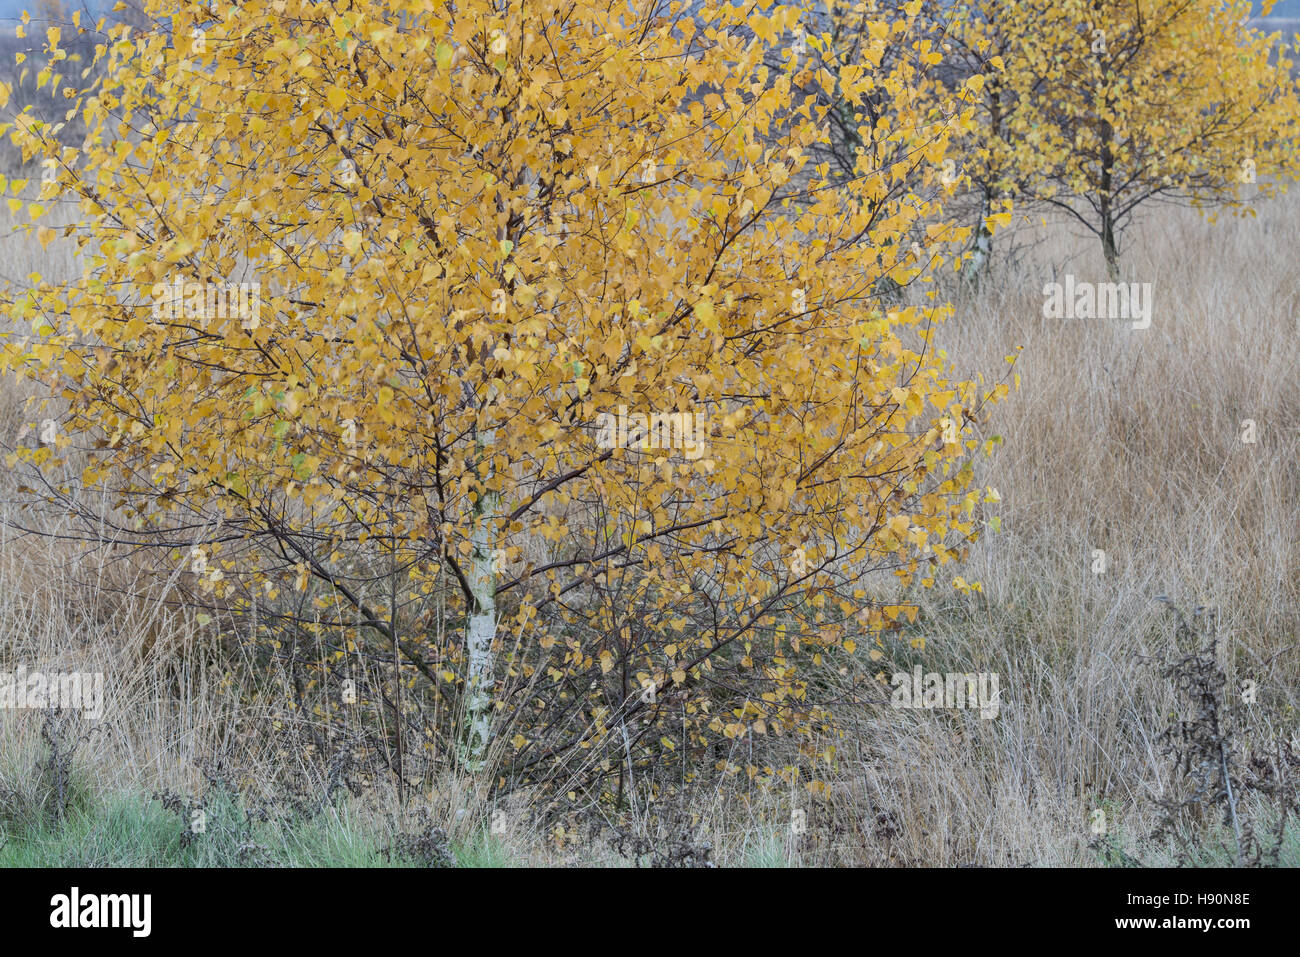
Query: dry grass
0 187 1297 866
806 191 1300 866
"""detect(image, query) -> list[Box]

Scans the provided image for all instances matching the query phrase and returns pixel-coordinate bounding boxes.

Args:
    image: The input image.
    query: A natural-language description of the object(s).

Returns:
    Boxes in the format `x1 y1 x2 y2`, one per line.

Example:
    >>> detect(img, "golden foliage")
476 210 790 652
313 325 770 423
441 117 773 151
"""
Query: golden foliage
0 0 1007 788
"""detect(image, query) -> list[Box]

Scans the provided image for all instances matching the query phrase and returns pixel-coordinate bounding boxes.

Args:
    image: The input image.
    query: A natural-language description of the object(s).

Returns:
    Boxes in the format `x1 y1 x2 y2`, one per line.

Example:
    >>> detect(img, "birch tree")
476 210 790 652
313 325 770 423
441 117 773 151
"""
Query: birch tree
1 0 1009 788
944 0 1300 280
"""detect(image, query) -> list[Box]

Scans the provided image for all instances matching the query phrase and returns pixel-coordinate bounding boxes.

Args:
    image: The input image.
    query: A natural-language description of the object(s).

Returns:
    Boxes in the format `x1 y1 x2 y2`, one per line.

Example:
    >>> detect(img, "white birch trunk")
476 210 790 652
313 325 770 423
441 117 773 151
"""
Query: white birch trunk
461 422 498 772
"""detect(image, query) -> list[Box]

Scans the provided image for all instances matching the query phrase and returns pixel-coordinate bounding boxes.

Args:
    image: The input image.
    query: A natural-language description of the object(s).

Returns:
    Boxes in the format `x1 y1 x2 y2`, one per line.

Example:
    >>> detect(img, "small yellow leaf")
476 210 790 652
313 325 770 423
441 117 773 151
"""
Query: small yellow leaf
694 299 718 331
